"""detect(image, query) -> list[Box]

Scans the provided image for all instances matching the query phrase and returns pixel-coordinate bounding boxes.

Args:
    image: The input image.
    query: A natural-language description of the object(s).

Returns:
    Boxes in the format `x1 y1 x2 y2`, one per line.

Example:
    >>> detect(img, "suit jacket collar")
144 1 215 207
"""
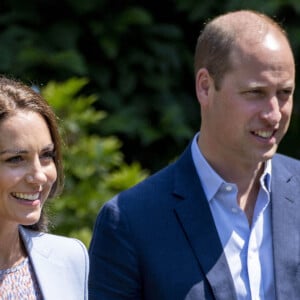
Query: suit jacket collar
19 227 73 300
271 155 300 299
173 144 237 300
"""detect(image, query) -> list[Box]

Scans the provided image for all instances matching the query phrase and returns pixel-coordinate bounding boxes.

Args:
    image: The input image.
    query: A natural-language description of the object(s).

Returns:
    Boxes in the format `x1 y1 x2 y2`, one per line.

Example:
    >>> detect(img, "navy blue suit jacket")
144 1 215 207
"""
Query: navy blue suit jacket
89 143 300 299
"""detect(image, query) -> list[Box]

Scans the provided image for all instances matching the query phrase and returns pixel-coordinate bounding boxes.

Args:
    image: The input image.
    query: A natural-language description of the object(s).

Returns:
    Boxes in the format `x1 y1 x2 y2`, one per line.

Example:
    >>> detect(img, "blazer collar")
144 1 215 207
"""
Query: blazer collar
19 227 71 300
173 144 237 300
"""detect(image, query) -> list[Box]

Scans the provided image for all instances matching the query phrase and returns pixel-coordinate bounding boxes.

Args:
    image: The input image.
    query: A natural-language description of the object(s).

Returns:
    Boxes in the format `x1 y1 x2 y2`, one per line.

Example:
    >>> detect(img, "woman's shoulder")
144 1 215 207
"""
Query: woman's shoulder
20 226 89 300
19 226 88 262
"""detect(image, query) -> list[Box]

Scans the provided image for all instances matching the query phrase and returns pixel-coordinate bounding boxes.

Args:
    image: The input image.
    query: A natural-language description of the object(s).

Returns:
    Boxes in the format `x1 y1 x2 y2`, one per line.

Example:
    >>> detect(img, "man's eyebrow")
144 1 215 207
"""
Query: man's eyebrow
245 80 295 89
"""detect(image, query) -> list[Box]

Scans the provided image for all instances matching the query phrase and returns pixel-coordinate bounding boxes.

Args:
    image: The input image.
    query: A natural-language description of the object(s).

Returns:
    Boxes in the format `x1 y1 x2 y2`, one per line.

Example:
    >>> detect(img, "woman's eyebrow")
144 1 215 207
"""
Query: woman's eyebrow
0 149 27 155
42 144 55 151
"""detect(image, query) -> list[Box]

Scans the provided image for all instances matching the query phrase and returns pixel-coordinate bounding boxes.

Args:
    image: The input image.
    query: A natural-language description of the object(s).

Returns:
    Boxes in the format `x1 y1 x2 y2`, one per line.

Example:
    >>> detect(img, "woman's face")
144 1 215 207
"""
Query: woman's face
0 110 57 229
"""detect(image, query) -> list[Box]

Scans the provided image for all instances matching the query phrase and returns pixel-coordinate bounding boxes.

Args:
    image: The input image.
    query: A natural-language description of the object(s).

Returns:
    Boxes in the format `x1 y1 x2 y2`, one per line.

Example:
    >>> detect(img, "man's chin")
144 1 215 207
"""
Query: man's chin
260 147 278 162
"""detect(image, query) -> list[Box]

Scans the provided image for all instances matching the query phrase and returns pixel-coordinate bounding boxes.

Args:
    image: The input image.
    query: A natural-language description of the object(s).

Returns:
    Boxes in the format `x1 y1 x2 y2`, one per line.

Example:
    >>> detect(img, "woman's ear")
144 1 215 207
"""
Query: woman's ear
195 68 213 106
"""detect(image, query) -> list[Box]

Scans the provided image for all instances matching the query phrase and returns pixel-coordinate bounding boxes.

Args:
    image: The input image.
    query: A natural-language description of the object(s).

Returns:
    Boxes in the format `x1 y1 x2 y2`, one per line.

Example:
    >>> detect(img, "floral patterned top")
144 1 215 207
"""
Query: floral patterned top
0 257 43 299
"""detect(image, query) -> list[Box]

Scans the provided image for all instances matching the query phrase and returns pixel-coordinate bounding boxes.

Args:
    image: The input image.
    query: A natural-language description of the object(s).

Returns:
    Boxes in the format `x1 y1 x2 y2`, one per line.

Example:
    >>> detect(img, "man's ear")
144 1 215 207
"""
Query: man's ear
195 68 213 106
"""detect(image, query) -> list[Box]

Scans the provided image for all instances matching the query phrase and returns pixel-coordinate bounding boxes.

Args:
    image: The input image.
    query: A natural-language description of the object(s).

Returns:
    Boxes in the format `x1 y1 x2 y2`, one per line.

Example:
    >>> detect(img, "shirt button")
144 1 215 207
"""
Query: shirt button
225 185 232 192
231 207 238 213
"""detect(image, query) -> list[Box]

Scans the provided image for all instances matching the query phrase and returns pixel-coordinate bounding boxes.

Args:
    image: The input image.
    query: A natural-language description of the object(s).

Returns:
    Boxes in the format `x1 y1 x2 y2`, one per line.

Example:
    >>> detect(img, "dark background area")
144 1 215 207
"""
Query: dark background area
0 0 299 173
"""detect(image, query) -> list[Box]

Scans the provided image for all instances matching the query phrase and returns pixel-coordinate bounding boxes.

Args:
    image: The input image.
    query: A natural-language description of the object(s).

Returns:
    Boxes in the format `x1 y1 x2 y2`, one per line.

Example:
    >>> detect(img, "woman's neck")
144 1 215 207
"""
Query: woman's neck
0 225 27 269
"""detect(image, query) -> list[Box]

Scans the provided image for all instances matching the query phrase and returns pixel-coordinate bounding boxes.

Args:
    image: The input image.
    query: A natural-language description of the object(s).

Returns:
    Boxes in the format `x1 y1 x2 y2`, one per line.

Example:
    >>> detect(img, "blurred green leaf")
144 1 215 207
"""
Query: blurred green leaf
42 78 148 246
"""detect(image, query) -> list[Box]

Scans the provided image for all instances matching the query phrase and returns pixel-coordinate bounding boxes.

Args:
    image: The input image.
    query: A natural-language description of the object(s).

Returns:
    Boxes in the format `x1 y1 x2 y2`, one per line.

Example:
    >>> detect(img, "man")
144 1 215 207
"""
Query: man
89 10 300 299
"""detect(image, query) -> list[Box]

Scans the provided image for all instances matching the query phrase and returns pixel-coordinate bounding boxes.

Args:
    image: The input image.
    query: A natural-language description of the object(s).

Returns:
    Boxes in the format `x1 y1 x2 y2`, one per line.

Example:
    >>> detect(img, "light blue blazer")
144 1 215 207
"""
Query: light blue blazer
19 226 89 300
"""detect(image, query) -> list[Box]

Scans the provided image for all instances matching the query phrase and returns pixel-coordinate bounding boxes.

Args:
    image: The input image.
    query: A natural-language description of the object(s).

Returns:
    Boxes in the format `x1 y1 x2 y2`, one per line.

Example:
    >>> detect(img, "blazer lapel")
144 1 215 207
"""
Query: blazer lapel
19 227 70 300
271 155 300 299
173 146 237 300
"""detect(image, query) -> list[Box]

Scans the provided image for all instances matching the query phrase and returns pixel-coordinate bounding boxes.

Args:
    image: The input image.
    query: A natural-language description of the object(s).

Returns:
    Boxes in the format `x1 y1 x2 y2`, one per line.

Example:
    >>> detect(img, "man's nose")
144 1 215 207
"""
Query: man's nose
260 96 282 125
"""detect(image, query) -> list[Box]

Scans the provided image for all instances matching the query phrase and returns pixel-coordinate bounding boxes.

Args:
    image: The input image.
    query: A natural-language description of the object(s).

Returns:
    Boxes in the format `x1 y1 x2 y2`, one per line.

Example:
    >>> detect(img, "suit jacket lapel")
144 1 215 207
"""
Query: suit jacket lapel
19 227 69 300
271 155 300 299
173 145 237 300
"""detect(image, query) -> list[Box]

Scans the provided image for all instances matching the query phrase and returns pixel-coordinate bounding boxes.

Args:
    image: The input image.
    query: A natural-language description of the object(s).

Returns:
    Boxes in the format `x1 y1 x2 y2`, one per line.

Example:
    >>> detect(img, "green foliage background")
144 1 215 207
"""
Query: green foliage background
43 78 148 246
0 0 300 245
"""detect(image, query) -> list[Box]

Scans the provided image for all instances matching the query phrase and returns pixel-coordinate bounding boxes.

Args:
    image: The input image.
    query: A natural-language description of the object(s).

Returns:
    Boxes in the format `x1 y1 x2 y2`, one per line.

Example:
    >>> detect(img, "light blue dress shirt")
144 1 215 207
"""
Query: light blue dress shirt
191 133 275 300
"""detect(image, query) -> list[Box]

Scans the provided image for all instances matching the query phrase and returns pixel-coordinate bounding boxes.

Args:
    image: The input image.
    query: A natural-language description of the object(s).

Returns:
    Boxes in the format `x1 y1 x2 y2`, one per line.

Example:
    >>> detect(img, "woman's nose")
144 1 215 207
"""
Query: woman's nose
25 160 47 185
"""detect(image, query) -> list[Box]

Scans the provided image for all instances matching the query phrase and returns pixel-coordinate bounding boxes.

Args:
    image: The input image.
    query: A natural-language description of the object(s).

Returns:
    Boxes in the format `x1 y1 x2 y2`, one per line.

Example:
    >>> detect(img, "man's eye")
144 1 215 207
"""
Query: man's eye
249 90 263 95
280 89 292 96
277 90 292 102
242 89 263 96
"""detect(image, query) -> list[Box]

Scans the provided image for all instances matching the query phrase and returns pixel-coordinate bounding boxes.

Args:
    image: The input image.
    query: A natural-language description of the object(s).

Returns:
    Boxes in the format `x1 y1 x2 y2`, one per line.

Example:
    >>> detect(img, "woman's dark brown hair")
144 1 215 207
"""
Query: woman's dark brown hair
0 75 64 232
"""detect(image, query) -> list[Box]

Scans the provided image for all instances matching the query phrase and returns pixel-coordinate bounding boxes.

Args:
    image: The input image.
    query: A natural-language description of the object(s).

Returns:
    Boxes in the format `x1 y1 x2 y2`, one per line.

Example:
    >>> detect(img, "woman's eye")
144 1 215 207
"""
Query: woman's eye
6 156 23 163
41 150 55 161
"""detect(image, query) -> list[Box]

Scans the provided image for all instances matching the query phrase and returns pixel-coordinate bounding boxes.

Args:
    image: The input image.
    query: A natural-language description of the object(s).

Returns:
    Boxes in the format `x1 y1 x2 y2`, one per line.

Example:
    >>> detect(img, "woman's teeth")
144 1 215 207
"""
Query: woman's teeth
11 192 40 201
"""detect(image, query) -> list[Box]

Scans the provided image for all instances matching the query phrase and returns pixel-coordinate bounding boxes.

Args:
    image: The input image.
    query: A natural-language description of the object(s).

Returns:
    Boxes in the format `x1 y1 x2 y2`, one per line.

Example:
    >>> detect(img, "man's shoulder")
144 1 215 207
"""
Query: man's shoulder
101 157 185 218
122 143 194 197
101 142 195 215
112 162 176 206
127 162 175 192
273 153 300 169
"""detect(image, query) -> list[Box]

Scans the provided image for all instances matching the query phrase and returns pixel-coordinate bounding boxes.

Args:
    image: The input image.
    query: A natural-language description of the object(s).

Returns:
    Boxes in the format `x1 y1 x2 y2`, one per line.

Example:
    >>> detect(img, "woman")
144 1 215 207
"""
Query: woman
0 76 88 299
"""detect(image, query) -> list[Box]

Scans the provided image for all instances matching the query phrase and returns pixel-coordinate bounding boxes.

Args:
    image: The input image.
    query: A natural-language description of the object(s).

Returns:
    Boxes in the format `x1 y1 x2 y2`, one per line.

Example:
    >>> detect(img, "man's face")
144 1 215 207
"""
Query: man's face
202 30 295 167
